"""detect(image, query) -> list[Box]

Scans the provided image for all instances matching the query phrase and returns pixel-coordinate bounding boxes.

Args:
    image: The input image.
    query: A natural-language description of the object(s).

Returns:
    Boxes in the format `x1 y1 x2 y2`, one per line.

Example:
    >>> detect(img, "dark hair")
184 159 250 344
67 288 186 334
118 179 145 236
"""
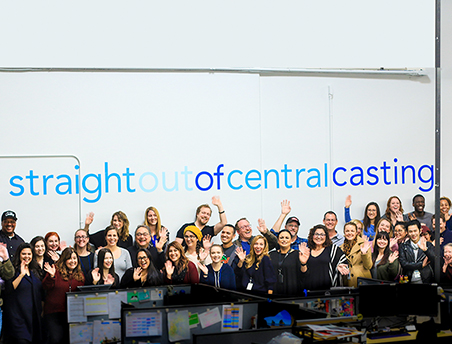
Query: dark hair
56 247 84 282
407 219 421 231
307 225 332 250
223 224 236 233
30 235 47 254
13 243 41 278
323 211 337 221
277 229 293 238
412 194 425 203
363 202 381 231
164 241 189 275
394 221 406 230
372 231 391 267
136 248 162 285
97 248 116 282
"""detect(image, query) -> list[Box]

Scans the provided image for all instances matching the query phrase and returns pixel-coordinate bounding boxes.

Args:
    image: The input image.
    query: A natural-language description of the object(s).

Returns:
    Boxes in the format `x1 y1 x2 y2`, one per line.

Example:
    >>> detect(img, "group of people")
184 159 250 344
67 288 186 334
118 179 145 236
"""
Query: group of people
0 193 451 343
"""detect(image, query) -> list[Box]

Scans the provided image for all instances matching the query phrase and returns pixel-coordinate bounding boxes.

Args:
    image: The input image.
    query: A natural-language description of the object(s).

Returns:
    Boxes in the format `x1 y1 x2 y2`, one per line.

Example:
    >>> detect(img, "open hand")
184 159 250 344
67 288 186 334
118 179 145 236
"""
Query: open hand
281 200 291 215
44 262 56 277
257 218 267 234
197 262 208 276
91 267 101 284
235 247 247 261
165 260 174 277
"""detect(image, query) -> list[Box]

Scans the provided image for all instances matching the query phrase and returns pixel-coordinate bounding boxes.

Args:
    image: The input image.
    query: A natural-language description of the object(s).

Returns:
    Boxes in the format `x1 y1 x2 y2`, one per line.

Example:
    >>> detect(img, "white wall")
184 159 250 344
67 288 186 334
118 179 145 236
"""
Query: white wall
0 0 444 245
0 1 434 69
0 70 435 244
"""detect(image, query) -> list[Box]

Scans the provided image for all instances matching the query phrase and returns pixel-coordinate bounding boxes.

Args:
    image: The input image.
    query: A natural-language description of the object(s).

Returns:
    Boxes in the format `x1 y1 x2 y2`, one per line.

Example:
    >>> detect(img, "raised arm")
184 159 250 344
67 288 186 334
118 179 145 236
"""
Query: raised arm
344 195 352 223
84 212 95 232
212 196 227 235
271 200 291 233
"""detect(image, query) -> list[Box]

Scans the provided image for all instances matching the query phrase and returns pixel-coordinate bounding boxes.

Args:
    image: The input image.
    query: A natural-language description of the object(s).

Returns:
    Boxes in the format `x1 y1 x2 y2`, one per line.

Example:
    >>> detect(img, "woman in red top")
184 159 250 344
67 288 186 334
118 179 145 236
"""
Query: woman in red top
43 247 85 344
163 241 199 284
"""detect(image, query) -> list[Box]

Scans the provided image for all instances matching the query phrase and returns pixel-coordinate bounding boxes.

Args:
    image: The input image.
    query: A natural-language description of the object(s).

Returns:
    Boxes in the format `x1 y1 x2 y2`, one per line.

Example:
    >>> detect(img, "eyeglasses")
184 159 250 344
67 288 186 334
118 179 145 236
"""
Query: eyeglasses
313 233 326 237
239 224 252 230
75 236 88 240
136 233 149 238
138 257 149 261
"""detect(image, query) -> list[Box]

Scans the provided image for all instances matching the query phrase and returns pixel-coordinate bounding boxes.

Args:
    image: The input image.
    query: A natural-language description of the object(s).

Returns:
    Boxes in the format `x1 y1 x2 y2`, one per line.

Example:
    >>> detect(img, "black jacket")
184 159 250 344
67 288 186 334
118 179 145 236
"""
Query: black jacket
399 240 435 283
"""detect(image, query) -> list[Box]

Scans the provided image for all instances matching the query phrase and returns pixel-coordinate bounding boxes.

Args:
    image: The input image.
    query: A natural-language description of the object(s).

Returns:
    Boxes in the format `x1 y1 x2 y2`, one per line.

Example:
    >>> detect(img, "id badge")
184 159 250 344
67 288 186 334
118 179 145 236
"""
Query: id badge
413 270 421 279
278 269 284 284
246 282 253 290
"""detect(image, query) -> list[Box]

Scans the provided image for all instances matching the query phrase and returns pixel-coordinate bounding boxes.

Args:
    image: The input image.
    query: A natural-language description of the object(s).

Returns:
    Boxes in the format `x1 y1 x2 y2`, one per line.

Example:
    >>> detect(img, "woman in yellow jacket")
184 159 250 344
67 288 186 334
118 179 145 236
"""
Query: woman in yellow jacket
340 222 372 287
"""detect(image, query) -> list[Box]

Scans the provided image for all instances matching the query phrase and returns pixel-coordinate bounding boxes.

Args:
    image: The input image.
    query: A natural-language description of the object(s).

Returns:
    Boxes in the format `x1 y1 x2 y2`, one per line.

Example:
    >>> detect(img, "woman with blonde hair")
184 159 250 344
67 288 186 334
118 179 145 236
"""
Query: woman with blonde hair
85 211 133 249
235 235 276 295
340 222 372 287
144 206 169 249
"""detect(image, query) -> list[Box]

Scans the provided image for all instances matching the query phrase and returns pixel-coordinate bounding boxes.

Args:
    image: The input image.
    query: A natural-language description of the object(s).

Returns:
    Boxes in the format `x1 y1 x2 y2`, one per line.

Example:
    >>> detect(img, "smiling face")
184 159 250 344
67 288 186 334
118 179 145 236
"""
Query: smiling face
147 210 158 226
253 238 265 257
285 221 299 238
323 213 337 231
394 225 407 240
1 219 16 236
378 219 391 233
135 227 151 248
344 224 357 241
137 251 150 270
65 252 78 272
413 196 425 213
444 246 452 261
389 198 400 213
408 225 421 243
112 215 123 230
220 226 235 245
184 230 198 248
432 218 446 233
278 231 292 250
210 246 223 264
440 199 451 215
196 206 211 226
75 230 89 249
313 228 327 247
103 252 113 270
20 248 33 265
106 229 119 247
367 205 377 220
47 235 60 252
355 222 363 234
34 240 46 257
168 245 181 263
237 219 253 241
376 236 389 250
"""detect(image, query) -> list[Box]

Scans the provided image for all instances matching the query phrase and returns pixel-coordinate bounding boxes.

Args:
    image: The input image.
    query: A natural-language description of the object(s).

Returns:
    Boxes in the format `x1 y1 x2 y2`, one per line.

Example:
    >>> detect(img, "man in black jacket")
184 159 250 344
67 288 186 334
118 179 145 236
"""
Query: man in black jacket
399 220 435 283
